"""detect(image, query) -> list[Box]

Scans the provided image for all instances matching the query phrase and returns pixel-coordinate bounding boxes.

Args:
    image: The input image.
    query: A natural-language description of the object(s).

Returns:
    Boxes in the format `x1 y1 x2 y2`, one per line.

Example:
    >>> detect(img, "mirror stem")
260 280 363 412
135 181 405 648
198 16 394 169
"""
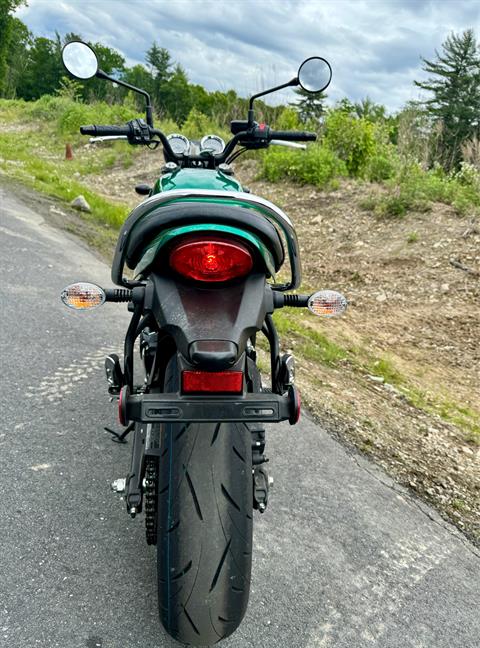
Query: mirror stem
96 69 154 127
248 77 298 127
248 77 298 115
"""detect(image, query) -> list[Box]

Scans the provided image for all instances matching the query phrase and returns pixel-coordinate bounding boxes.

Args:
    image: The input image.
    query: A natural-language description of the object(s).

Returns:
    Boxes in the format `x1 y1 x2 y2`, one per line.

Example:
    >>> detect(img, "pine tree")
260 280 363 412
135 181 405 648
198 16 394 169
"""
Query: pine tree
146 42 172 112
161 64 192 124
291 86 326 124
414 29 480 169
353 97 386 123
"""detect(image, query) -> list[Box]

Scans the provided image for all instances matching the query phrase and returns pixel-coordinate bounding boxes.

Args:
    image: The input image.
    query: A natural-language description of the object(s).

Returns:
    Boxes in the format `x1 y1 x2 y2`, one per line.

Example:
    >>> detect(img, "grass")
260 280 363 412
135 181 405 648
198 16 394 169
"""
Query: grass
273 310 348 366
361 162 480 218
0 133 128 228
271 308 480 444
0 100 134 229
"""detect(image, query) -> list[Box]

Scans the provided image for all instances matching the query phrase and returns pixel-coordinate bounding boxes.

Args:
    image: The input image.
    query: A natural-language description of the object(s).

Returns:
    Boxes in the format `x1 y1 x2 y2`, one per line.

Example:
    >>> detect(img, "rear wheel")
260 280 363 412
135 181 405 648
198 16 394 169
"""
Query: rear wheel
157 358 253 645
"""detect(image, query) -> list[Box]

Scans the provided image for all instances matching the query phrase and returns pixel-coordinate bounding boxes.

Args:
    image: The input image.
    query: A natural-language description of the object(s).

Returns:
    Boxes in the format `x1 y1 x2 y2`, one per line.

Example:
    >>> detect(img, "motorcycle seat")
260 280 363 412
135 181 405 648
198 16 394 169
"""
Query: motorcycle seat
123 201 285 271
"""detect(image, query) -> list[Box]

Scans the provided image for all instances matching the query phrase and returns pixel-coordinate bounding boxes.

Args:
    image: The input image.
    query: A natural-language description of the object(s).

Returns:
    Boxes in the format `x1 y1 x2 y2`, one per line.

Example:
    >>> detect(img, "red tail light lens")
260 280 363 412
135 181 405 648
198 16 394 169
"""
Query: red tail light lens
169 236 253 282
182 371 243 394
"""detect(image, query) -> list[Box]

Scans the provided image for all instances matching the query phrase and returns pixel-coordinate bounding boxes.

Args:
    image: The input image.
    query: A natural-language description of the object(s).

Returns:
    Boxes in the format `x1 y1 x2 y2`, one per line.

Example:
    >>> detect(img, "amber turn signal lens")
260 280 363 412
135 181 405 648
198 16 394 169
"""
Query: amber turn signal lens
61 282 106 310
308 290 347 317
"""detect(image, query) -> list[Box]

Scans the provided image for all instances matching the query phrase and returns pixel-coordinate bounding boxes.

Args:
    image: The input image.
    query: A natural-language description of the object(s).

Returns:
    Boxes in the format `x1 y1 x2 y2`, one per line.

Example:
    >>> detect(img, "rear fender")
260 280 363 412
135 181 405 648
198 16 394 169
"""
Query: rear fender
144 273 273 370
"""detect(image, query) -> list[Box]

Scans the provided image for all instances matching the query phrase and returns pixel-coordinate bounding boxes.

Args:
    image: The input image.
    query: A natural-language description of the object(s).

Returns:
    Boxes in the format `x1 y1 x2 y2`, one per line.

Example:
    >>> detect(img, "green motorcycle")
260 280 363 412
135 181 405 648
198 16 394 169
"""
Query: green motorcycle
60 40 345 646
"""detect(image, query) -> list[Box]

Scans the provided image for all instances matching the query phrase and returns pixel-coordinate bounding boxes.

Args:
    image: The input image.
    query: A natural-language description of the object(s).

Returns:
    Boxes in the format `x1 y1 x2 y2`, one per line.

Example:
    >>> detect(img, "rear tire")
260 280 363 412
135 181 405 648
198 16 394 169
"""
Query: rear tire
157 358 253 645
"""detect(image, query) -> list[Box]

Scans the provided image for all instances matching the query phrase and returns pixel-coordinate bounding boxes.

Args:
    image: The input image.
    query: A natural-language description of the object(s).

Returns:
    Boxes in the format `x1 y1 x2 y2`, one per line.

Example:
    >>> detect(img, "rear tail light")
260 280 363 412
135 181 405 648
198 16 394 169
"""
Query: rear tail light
169 236 253 282
182 371 243 394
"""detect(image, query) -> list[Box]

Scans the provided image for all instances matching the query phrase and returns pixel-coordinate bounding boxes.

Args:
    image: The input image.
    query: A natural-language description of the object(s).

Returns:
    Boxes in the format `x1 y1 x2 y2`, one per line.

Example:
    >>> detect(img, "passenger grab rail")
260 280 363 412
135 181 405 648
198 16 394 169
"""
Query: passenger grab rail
111 189 301 291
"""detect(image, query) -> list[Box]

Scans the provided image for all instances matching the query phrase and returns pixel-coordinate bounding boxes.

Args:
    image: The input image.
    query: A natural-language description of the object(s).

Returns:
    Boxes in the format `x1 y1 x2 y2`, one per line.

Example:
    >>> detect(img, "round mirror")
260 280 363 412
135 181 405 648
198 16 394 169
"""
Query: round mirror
62 41 98 80
297 56 332 93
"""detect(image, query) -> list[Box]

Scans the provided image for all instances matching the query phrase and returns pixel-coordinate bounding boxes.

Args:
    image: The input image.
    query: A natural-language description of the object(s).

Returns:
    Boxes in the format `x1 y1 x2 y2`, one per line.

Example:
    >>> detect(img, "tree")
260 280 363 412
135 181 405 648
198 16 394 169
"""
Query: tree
0 0 27 96
414 29 480 169
291 86 326 124
353 97 387 123
122 63 154 110
161 64 192 124
4 16 31 97
86 41 125 101
146 42 172 112
16 35 64 100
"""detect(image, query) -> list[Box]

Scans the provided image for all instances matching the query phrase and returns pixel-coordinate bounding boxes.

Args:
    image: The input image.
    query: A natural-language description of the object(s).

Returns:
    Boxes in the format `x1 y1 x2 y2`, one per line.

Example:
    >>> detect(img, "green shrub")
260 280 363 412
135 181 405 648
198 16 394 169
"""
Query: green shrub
261 143 347 189
362 160 480 217
16 95 139 137
56 100 138 136
365 150 397 181
157 116 181 135
273 106 303 131
181 108 229 140
324 110 377 176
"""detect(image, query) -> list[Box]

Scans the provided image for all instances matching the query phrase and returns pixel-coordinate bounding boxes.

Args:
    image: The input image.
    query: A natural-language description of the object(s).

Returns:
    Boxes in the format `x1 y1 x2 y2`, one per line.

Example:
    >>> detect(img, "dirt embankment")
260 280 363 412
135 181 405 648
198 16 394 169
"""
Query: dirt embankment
34 147 480 545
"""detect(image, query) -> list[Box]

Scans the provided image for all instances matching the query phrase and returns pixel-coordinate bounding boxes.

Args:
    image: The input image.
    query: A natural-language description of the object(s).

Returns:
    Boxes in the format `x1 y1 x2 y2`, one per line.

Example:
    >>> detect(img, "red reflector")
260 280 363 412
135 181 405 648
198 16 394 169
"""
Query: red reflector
182 371 243 393
169 236 253 282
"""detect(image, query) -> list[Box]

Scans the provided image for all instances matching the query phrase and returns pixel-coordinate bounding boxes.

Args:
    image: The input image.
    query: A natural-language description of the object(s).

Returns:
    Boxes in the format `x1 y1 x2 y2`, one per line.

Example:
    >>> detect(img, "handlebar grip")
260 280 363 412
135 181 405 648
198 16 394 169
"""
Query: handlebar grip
269 130 317 142
80 124 132 137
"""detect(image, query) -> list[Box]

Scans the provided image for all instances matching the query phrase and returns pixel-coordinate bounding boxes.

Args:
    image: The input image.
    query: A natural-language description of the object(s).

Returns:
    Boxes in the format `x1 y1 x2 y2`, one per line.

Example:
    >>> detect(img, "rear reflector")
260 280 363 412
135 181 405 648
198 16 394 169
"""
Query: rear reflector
182 371 243 394
169 236 253 282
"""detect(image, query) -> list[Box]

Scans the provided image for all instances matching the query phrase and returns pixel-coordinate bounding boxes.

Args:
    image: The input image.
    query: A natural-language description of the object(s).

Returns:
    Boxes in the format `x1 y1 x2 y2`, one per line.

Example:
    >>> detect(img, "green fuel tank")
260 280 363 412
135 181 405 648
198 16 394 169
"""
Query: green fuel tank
152 168 243 194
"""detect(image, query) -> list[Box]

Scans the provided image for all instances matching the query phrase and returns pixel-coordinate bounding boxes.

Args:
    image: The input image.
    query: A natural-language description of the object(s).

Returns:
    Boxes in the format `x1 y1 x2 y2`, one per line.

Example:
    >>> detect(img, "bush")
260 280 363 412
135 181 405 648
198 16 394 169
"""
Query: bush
362 160 480 217
365 150 397 182
181 108 229 140
273 106 303 131
56 100 138 136
324 110 377 176
261 143 347 189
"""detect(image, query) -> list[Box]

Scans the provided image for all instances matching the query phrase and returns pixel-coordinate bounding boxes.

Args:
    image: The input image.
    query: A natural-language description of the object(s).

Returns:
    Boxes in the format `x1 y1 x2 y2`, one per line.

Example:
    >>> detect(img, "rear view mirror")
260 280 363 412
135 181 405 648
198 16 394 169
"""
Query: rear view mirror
62 41 98 80
297 57 332 93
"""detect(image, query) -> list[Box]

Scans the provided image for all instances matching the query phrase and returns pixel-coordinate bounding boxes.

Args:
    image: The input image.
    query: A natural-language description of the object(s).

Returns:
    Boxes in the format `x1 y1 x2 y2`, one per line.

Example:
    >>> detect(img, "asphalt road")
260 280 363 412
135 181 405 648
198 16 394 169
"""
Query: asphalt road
1 183 479 648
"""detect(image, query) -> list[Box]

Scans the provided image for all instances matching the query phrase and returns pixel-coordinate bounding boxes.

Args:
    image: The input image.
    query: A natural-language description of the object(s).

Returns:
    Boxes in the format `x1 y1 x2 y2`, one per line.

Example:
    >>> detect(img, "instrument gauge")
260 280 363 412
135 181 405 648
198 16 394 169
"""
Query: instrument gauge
200 134 225 154
167 133 190 155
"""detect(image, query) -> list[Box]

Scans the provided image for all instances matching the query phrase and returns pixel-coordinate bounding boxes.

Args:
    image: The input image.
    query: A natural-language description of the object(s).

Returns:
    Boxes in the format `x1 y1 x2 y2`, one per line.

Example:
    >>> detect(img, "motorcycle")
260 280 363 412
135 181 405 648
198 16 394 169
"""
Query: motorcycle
60 40 346 646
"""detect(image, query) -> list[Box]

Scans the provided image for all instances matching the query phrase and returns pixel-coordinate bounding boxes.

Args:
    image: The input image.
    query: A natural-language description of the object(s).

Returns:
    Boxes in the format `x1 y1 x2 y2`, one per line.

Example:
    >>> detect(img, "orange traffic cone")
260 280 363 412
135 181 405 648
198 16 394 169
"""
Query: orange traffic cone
65 143 73 160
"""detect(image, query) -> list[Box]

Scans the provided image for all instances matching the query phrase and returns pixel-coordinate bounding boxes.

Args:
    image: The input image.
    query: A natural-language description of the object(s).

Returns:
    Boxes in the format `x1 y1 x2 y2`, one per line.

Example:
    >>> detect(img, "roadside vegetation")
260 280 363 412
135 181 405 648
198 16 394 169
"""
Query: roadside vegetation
0 4 479 542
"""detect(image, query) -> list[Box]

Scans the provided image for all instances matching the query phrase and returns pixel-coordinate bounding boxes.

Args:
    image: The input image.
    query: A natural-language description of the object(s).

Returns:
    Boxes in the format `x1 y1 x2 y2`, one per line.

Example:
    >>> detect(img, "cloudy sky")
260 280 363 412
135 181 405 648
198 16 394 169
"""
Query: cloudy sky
15 0 480 113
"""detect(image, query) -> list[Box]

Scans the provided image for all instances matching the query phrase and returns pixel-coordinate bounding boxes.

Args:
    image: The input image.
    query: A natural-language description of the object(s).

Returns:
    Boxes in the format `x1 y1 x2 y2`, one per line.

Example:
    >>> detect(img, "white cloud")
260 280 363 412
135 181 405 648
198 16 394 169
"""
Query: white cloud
15 0 480 112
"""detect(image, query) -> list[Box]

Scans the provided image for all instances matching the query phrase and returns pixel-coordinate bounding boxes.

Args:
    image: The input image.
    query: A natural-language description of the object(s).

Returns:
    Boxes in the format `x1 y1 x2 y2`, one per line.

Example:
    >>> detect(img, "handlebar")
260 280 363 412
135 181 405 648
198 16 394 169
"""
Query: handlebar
269 130 317 142
78 120 317 165
80 124 132 137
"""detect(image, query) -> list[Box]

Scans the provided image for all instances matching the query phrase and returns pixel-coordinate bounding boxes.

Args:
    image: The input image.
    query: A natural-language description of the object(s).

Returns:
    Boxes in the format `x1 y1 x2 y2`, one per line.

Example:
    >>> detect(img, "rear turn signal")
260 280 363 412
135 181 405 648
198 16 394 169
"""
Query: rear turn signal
169 236 253 282
308 290 347 317
182 371 243 394
61 282 106 310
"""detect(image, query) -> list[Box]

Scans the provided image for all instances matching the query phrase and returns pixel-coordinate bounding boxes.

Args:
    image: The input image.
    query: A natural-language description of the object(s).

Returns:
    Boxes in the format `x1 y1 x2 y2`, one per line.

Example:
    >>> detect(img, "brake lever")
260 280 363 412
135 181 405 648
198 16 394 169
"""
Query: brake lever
89 135 129 143
270 140 307 150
